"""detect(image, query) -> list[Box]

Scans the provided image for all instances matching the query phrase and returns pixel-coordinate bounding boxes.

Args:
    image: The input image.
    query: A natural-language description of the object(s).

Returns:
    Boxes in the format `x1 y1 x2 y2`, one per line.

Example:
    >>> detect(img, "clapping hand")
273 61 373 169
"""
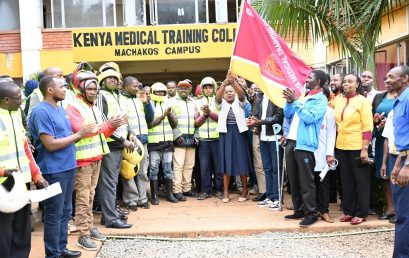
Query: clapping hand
283 88 296 103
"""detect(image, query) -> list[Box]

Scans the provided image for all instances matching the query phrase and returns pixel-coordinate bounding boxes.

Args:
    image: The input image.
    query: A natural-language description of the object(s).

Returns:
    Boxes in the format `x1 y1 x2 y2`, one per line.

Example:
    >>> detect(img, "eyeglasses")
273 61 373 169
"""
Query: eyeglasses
361 75 373 79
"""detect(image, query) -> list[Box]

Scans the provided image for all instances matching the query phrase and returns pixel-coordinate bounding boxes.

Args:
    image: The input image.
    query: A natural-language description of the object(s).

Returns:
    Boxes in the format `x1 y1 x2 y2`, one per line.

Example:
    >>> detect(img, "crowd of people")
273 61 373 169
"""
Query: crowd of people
0 62 408 258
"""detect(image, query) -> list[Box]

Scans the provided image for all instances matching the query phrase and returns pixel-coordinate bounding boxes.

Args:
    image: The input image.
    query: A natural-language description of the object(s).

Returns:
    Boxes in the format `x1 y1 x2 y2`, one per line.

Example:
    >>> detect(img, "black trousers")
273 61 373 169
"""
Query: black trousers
336 149 370 218
314 172 330 214
0 204 31 258
285 140 317 216
0 179 31 258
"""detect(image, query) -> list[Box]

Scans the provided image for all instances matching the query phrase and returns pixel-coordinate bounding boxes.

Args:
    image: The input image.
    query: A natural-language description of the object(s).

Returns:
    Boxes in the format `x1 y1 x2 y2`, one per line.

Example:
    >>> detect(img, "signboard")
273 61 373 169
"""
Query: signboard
72 24 236 62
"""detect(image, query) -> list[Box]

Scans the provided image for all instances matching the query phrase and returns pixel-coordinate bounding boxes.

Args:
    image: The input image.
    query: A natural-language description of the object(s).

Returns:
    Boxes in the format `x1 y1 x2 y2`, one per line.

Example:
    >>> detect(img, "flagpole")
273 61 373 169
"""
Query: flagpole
229 0 247 69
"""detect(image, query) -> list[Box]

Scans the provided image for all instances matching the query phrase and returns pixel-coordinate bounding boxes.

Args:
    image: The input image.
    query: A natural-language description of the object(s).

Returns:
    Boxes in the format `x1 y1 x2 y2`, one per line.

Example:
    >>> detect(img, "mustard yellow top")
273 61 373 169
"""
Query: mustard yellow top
334 93 373 150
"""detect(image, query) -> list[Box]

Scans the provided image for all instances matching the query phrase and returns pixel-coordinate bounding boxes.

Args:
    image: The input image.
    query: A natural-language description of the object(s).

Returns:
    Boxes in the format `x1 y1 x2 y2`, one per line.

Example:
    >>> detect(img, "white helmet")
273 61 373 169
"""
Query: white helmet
200 77 216 88
0 172 30 213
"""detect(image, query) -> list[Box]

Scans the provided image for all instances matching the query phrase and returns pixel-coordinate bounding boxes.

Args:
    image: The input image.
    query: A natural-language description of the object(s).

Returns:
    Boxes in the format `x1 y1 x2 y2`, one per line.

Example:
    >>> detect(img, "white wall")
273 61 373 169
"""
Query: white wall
19 0 42 81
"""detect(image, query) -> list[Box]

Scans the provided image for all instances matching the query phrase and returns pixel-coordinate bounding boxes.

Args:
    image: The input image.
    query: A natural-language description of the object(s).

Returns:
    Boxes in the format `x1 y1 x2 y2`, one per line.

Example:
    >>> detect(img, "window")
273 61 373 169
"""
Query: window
47 0 118 28
155 0 207 25
0 0 20 30
123 0 146 26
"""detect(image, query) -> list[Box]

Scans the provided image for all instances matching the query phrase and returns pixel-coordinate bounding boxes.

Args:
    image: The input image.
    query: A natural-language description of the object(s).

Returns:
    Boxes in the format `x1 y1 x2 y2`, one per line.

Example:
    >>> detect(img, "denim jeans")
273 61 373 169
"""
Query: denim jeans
198 140 222 194
260 140 283 201
42 169 76 258
388 154 400 208
391 155 409 257
149 151 173 180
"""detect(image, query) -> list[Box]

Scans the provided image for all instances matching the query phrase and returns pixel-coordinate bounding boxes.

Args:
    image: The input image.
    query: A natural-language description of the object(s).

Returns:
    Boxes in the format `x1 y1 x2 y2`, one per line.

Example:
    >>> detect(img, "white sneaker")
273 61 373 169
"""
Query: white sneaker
258 198 273 207
268 200 280 211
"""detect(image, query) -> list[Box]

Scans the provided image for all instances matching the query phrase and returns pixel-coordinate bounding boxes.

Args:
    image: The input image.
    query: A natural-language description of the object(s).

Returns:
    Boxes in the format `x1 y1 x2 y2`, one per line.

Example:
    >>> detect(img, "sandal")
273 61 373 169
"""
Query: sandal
339 214 353 222
238 191 250 202
350 217 366 225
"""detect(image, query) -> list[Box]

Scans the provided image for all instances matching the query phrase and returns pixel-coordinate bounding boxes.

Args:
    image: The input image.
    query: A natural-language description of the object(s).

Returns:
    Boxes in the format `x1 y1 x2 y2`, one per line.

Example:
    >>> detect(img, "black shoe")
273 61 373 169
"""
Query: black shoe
378 212 395 220
389 215 397 224
137 202 150 209
60 249 81 258
128 205 138 211
101 216 127 226
284 213 305 220
183 190 198 197
174 192 186 201
299 216 318 228
252 193 267 202
106 219 132 229
198 192 211 200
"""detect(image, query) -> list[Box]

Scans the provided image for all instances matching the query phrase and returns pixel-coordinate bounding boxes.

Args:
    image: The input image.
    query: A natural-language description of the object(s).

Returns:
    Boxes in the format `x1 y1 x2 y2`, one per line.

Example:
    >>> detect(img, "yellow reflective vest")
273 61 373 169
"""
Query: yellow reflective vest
172 97 196 139
148 100 173 143
67 99 110 161
98 90 128 142
120 94 148 136
195 96 219 140
0 108 31 184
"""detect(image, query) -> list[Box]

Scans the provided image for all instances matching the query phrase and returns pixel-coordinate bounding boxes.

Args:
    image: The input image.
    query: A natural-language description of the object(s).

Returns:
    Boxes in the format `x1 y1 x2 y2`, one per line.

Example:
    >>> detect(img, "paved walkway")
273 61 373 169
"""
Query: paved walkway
29 193 393 258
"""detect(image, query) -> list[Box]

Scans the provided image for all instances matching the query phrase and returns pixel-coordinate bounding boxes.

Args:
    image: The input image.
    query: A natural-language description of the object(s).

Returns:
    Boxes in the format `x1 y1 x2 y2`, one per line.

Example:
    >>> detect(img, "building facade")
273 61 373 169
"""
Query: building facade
1 0 407 88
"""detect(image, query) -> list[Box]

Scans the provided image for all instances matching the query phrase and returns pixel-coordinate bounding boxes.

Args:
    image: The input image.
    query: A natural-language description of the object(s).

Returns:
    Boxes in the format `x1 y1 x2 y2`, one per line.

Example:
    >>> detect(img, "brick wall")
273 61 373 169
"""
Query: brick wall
42 29 72 50
0 31 21 53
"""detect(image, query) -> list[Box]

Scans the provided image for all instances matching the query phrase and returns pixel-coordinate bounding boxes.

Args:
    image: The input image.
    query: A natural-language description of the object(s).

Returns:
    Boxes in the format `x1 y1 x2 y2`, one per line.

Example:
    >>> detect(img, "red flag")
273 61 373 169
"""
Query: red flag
231 1 311 108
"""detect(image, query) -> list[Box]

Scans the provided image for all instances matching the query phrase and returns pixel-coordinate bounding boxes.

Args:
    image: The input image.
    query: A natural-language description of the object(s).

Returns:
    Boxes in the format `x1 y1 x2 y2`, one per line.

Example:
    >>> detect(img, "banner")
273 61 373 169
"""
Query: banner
72 24 236 62
231 1 311 108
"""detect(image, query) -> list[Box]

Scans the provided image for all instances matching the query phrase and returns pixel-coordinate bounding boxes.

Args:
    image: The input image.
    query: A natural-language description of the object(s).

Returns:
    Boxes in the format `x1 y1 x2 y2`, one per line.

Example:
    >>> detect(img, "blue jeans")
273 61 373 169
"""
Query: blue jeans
149 151 173 180
199 140 222 194
392 156 409 257
388 154 400 208
260 140 283 201
42 169 76 258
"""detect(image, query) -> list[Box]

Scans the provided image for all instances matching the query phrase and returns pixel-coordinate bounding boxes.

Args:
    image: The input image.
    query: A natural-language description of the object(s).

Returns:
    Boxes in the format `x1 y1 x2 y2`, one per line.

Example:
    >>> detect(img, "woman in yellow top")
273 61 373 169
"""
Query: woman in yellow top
333 74 373 225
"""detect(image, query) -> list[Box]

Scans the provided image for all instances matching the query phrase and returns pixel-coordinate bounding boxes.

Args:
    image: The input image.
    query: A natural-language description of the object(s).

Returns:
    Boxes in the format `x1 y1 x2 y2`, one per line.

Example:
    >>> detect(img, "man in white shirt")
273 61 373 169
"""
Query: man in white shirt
247 91 284 210
361 71 380 103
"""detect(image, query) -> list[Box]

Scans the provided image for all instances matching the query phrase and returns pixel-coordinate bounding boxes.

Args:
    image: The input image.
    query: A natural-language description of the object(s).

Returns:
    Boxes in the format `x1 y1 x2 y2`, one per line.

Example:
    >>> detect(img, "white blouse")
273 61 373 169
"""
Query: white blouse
215 96 248 133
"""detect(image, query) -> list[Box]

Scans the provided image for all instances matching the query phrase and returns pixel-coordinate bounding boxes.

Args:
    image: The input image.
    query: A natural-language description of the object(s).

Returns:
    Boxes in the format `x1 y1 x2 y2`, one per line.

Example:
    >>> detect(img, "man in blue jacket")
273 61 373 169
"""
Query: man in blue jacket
282 70 329 228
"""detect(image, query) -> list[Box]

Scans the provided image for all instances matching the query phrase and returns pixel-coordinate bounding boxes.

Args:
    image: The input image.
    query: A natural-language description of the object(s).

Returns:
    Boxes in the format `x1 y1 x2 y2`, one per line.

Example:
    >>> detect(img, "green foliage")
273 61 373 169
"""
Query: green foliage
28 72 41 81
251 0 403 71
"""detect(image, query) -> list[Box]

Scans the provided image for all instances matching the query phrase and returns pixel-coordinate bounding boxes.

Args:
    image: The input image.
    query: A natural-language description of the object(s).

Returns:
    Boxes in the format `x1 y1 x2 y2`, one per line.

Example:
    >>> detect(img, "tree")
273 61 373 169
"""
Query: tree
252 0 402 72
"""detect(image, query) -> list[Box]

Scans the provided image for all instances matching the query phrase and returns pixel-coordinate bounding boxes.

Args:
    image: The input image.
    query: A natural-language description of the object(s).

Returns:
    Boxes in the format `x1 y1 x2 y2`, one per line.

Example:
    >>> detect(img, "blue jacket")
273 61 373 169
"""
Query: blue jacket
284 92 328 152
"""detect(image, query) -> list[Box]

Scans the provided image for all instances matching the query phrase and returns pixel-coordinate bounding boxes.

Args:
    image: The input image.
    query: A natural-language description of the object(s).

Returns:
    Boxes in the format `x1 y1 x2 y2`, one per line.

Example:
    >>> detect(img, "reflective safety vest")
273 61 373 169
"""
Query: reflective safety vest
0 108 31 184
148 101 173 143
99 90 128 142
120 94 148 136
172 97 196 139
68 99 110 160
32 88 43 102
195 96 219 140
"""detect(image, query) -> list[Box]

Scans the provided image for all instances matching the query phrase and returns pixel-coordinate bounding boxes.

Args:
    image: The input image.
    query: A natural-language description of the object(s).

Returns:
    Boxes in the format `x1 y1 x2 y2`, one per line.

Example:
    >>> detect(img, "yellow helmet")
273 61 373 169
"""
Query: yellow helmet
98 62 121 74
121 139 145 180
97 69 121 86
150 82 167 102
